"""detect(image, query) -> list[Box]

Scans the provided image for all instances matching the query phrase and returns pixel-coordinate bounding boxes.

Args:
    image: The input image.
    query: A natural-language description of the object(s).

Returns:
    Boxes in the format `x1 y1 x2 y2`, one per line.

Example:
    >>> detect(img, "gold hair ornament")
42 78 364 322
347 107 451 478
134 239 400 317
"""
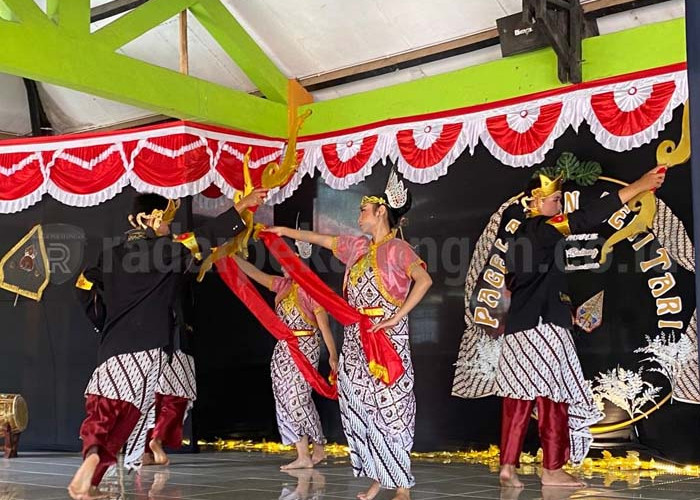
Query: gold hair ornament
128 198 180 231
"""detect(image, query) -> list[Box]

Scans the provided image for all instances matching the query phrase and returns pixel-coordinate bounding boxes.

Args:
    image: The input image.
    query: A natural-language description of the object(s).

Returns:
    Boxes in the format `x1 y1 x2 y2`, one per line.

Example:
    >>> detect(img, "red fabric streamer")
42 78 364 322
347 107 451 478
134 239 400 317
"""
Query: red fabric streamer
216 256 337 400
259 231 405 386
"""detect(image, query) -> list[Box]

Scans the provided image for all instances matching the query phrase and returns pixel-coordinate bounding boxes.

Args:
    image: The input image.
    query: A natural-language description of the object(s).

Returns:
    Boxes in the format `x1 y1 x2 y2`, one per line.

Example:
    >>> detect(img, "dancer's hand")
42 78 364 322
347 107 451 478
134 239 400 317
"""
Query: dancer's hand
236 188 268 212
619 166 667 203
329 355 339 372
266 226 289 237
369 315 401 333
635 166 667 192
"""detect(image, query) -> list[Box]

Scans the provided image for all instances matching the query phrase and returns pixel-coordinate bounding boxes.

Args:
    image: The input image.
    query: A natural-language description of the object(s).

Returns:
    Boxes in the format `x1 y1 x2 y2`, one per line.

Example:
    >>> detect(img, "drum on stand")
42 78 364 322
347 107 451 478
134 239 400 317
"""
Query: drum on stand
0 394 28 458
0 394 28 433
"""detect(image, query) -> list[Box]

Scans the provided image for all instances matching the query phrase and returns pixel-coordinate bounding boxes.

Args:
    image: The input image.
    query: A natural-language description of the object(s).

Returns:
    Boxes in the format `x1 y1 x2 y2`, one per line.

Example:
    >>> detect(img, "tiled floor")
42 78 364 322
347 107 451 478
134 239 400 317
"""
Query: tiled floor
0 451 699 499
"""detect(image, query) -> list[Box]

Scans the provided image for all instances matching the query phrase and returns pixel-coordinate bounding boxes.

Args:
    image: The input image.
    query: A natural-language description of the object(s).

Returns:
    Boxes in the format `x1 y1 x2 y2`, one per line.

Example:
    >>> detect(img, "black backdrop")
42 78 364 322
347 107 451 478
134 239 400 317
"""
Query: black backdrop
1 106 698 461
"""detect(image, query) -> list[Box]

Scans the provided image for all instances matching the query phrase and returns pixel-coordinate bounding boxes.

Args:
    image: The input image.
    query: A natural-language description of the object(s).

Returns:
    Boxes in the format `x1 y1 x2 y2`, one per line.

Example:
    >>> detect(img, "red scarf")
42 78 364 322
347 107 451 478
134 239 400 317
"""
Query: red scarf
259 231 404 386
216 257 337 400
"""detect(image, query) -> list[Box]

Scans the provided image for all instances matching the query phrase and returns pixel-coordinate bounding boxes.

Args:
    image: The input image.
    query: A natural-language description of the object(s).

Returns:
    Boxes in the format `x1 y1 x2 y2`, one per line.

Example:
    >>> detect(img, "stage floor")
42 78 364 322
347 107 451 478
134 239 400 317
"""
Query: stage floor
1 451 699 499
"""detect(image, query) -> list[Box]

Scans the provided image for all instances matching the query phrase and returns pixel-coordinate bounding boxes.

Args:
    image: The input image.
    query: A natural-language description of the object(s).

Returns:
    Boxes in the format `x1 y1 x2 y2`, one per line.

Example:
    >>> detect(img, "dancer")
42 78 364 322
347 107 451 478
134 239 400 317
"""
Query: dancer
268 170 432 500
142 282 196 467
233 253 338 470
497 168 666 488
70 188 266 500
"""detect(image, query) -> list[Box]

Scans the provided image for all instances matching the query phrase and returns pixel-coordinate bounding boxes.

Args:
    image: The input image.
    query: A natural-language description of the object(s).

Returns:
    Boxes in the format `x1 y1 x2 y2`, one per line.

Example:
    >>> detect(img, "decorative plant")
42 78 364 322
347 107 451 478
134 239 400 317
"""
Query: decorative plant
535 152 602 186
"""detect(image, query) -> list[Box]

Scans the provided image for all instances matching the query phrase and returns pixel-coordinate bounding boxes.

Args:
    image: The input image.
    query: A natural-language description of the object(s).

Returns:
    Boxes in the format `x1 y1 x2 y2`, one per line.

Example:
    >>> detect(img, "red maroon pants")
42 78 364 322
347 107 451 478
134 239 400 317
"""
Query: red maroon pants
146 393 189 452
500 396 570 470
79 395 141 486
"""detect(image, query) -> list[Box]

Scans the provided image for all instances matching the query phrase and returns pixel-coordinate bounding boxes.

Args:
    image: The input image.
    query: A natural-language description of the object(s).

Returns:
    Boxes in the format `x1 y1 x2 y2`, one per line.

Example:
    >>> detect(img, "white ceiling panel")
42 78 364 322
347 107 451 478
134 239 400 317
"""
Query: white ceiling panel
0 74 31 136
38 83 155 134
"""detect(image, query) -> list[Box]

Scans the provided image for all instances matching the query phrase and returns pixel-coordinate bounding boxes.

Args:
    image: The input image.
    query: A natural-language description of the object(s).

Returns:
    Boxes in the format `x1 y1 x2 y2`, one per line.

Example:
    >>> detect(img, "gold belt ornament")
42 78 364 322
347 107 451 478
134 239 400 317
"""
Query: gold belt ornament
292 330 314 337
358 306 385 317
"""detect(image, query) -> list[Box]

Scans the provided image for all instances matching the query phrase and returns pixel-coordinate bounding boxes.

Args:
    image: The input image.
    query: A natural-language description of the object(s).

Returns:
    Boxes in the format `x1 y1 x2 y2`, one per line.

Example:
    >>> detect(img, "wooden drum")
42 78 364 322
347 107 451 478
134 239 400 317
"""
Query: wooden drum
0 394 28 433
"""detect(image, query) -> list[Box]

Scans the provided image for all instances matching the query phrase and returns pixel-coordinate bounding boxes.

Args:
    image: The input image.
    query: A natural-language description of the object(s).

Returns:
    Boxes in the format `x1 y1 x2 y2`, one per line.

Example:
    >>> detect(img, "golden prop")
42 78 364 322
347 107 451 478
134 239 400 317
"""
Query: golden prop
262 109 312 189
600 102 690 263
196 108 312 282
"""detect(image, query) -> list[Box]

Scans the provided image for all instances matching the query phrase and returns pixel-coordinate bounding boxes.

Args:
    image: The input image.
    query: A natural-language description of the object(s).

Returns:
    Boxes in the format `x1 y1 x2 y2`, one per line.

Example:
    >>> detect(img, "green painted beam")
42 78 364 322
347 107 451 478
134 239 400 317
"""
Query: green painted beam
46 0 90 33
2 0 50 25
0 1 15 21
300 18 687 136
92 0 199 51
190 0 289 103
0 16 286 136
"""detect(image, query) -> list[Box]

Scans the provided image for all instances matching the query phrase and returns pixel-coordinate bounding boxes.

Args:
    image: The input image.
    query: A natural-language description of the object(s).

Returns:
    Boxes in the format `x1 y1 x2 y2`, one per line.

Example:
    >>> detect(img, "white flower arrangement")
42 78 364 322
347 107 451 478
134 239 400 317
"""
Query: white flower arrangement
454 334 503 379
591 366 662 418
634 332 694 395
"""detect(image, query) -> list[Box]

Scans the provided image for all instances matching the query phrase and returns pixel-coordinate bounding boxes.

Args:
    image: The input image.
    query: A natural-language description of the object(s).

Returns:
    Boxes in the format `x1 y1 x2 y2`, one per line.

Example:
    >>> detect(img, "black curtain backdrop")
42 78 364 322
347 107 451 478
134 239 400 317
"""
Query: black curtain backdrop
1 106 698 461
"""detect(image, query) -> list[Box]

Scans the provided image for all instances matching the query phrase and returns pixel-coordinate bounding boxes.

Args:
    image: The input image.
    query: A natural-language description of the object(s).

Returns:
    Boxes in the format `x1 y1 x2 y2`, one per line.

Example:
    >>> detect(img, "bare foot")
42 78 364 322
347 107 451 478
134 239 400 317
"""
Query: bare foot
357 481 381 500
68 454 102 500
311 446 326 465
141 452 156 466
148 438 170 466
391 487 411 500
499 464 524 488
541 468 586 488
280 456 313 470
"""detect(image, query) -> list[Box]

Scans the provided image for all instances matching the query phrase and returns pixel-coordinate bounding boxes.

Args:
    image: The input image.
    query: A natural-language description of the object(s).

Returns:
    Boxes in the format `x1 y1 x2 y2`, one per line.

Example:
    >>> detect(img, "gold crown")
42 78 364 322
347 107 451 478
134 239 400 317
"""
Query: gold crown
531 173 563 200
360 195 386 207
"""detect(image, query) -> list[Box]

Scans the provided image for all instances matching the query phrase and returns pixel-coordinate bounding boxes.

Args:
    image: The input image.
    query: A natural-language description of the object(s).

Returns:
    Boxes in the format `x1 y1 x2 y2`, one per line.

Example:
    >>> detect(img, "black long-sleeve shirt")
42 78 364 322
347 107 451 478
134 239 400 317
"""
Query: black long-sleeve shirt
504 192 623 334
76 207 244 363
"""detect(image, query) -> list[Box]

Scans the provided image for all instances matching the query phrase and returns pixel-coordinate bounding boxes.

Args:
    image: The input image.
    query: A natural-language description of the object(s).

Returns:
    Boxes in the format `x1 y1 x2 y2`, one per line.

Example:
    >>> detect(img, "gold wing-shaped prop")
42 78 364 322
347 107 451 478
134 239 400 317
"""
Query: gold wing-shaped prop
197 147 255 281
262 109 312 189
196 108 312 282
599 102 690 264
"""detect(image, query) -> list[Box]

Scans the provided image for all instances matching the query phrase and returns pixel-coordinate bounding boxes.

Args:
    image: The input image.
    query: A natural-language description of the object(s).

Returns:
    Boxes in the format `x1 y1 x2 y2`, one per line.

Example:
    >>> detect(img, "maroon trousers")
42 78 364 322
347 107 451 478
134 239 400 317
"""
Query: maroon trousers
146 393 189 452
500 396 570 470
80 395 141 486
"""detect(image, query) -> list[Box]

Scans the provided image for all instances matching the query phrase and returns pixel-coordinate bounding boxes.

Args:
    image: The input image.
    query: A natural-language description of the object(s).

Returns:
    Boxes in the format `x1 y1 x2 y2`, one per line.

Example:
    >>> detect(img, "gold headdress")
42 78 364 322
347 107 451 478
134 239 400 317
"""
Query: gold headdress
361 169 409 209
128 198 181 231
521 173 563 217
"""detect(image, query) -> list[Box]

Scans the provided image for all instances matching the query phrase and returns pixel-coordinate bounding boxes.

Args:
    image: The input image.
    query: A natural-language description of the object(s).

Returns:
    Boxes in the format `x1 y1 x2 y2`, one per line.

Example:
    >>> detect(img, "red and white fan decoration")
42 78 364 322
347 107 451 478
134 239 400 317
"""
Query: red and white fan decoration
0 63 687 213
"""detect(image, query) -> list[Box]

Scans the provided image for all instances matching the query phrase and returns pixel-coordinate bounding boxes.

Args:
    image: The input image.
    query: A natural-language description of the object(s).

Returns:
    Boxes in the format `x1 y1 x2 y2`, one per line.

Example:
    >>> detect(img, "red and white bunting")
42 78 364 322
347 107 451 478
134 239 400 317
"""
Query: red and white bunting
0 64 688 213
391 122 477 183
583 72 687 151
480 101 573 168
0 122 287 214
310 134 386 189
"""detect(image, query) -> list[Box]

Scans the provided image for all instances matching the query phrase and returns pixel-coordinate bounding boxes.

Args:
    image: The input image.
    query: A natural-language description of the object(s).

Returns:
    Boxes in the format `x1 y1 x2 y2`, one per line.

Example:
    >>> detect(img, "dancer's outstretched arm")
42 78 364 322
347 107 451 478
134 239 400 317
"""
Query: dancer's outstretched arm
233 254 275 290
266 226 335 251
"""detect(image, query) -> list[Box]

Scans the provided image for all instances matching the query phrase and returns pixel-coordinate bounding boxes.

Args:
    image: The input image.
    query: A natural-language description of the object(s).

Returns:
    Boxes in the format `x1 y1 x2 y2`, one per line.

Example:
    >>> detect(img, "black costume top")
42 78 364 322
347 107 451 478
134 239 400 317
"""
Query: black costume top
76 207 244 363
504 192 623 334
